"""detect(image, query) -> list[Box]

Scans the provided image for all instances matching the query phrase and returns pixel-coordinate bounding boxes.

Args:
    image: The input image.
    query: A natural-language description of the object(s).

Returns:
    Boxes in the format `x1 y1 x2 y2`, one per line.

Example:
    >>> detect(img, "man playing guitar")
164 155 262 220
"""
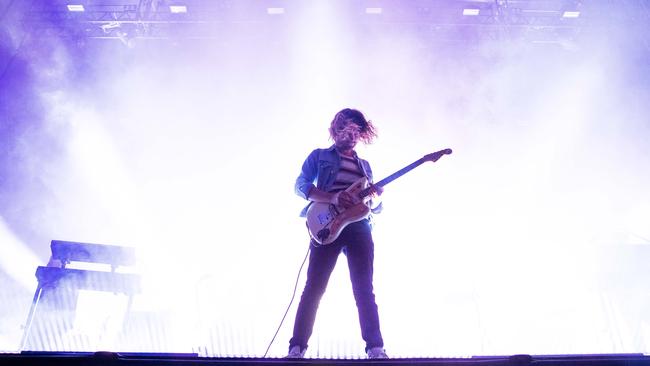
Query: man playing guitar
288 108 387 359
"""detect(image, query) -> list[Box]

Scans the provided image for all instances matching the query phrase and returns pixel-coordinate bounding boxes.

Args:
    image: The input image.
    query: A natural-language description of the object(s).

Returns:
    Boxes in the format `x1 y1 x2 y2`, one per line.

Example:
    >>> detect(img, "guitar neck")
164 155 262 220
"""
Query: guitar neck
358 158 427 199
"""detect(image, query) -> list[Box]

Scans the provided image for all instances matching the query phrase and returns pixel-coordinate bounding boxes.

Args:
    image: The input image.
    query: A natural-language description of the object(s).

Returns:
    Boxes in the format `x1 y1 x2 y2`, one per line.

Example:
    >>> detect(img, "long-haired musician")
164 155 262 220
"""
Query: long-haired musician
287 108 388 359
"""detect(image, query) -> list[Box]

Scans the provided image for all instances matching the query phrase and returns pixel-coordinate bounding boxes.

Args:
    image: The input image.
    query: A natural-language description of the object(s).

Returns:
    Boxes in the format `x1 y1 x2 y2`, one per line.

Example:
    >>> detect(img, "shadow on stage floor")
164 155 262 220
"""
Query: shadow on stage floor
1 352 648 366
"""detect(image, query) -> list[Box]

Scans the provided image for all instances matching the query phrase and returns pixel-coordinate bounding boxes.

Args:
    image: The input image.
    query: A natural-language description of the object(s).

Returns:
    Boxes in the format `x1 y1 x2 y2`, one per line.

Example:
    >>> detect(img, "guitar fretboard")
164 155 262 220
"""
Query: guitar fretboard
358 158 426 199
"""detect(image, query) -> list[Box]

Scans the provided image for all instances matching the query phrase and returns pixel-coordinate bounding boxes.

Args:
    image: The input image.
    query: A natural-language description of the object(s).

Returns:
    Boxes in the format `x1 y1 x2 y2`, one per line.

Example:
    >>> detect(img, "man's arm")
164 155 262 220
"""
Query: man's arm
295 150 374 209
368 184 384 214
295 149 353 207
305 187 337 203
363 159 384 214
295 150 319 199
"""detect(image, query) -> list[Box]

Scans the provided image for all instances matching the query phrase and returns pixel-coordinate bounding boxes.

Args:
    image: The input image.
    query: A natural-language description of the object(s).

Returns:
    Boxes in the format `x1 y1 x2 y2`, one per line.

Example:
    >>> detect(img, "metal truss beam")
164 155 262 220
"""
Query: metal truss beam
16 0 644 46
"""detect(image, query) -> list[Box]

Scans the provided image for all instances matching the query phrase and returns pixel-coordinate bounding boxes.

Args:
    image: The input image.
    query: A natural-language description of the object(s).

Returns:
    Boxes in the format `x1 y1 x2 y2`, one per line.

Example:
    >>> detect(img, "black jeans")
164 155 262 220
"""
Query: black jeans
289 220 384 352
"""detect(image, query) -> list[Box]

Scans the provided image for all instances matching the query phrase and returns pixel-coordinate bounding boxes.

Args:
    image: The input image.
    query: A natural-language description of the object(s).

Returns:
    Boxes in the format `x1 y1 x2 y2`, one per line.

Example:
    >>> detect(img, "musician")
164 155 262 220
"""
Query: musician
287 108 388 359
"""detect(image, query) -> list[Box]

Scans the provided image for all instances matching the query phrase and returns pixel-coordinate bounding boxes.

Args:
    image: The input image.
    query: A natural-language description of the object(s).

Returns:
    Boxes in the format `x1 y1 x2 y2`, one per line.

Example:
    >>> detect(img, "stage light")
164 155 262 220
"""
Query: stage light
365 7 382 14
267 7 285 15
67 4 85 12
463 8 480 16
170 5 187 13
563 10 580 18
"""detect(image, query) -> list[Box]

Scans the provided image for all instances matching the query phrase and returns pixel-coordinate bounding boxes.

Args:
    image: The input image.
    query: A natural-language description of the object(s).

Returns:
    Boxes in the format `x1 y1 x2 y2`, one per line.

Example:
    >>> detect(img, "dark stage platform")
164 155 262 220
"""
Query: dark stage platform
1 352 649 366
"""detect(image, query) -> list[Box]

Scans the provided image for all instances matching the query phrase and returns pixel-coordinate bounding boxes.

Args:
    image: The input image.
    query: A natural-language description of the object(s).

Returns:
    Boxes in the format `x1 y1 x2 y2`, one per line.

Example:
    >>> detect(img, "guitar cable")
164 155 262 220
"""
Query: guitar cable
262 244 311 358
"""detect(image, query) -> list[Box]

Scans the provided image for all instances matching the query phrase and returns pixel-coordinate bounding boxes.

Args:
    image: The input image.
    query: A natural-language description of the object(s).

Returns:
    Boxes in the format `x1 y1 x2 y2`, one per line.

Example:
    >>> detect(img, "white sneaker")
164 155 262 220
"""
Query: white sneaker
367 347 388 359
286 345 306 358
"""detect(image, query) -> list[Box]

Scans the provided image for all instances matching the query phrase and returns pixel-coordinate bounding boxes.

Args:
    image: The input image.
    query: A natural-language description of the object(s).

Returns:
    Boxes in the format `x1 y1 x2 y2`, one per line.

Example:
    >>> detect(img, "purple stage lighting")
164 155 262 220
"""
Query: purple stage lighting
169 5 187 14
267 7 285 15
67 4 85 12
463 8 480 16
563 11 580 18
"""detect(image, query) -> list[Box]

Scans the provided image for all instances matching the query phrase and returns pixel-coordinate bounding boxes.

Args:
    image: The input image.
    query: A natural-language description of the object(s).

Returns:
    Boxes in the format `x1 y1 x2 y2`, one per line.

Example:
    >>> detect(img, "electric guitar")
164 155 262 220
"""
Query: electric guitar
306 148 452 245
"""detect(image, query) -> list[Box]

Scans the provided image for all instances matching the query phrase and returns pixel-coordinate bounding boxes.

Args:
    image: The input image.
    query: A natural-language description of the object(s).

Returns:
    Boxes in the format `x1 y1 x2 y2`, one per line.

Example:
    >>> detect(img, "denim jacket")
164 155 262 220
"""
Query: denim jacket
295 145 382 217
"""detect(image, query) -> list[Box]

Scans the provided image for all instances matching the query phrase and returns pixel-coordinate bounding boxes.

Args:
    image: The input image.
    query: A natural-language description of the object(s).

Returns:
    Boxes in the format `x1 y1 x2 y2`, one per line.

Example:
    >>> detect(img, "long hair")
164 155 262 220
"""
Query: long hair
329 108 378 144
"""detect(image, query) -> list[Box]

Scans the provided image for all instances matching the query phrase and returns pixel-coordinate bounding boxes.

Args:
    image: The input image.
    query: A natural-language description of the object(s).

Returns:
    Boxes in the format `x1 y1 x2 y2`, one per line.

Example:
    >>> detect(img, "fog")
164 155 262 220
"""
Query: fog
1 0 649 358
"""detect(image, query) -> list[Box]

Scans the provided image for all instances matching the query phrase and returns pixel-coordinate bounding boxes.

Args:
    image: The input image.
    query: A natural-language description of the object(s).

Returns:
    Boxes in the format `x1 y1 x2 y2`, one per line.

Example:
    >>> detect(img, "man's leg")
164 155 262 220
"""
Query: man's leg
342 221 384 351
289 242 341 351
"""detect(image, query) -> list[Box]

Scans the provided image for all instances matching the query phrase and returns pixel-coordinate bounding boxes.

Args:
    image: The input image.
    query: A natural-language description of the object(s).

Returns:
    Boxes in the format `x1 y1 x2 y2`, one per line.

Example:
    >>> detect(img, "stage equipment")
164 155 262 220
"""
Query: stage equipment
20 240 141 351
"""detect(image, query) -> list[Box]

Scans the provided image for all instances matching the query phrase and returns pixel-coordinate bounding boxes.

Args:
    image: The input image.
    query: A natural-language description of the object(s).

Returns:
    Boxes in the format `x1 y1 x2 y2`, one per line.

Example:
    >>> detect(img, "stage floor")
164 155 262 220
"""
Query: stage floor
1 352 649 366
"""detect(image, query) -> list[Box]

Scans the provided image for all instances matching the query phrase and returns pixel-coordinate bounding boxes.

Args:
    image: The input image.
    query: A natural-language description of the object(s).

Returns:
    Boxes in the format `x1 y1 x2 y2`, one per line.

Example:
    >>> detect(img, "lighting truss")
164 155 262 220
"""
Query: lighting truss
16 0 641 45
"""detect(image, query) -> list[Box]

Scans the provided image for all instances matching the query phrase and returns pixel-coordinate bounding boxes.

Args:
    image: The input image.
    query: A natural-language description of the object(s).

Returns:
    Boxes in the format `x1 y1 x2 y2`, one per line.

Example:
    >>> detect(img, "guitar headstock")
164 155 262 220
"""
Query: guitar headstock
423 148 452 163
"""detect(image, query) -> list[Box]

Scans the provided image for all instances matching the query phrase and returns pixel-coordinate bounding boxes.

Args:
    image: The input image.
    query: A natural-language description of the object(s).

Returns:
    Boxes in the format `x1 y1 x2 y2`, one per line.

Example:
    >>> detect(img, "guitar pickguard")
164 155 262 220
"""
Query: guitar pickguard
316 211 333 225
316 203 341 225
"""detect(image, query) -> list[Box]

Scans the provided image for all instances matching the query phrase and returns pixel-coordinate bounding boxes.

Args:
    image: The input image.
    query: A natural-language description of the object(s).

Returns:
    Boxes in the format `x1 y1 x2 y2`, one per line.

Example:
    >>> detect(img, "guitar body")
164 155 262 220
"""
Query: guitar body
306 177 372 245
